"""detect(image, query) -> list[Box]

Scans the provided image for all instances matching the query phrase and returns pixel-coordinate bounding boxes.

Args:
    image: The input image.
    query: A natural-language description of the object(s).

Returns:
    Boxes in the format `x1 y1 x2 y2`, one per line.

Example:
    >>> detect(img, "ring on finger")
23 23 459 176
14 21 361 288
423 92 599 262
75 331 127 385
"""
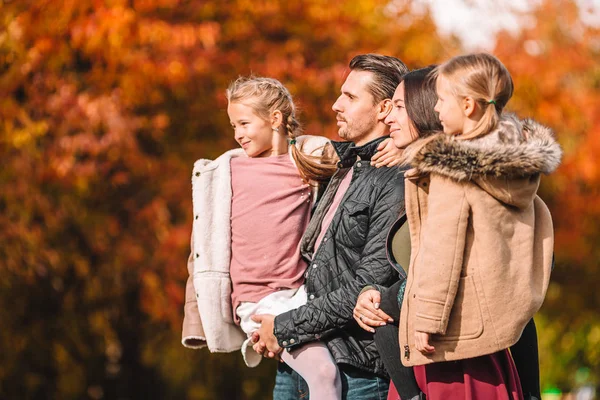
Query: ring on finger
359 315 364 322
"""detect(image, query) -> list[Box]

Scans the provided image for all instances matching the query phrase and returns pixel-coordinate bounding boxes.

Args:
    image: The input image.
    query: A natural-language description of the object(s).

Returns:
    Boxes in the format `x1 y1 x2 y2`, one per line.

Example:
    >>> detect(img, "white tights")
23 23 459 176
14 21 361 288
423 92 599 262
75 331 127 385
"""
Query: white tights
280 341 342 399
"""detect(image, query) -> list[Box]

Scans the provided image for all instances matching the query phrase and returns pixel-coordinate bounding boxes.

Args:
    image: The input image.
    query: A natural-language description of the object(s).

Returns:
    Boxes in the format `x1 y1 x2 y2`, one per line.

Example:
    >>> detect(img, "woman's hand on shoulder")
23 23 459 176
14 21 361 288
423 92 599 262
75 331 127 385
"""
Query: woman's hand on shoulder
371 138 402 168
353 289 394 333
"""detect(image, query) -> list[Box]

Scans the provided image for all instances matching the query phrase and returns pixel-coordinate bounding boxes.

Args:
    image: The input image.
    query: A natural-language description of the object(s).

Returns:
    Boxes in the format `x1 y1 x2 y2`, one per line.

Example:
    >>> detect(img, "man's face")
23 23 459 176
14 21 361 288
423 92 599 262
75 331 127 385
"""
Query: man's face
332 70 379 146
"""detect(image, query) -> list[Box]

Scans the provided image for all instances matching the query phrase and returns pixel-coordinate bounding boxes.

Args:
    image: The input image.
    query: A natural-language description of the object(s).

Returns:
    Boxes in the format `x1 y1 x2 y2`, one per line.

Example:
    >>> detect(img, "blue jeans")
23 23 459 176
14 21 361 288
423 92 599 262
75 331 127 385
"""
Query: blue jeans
273 362 389 400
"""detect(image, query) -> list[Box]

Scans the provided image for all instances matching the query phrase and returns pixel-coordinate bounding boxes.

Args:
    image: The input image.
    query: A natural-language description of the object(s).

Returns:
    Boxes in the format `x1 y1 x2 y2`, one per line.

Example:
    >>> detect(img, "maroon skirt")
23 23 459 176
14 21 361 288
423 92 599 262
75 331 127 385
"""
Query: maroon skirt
387 349 523 400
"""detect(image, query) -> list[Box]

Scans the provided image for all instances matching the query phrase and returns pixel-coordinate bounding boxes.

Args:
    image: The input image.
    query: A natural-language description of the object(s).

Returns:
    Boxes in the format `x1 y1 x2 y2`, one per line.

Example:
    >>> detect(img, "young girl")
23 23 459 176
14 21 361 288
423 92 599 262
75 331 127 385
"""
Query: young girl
398 53 562 399
181 76 401 399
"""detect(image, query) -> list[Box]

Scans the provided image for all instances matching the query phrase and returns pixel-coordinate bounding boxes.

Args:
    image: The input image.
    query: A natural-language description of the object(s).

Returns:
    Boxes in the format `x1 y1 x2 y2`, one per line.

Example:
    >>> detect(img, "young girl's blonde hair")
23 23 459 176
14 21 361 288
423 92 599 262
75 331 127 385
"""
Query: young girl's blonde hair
226 76 337 183
433 53 514 140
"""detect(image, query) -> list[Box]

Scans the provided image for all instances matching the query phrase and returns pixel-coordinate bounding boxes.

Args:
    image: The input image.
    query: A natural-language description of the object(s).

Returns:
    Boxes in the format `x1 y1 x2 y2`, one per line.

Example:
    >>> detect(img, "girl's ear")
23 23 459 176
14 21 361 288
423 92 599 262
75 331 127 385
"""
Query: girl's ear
377 99 393 121
463 96 477 117
271 110 283 130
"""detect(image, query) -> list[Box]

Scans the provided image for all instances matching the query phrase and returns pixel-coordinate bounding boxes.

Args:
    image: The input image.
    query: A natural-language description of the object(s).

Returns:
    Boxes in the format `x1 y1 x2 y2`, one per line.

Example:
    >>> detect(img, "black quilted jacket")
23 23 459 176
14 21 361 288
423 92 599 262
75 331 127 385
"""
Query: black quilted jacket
273 136 406 377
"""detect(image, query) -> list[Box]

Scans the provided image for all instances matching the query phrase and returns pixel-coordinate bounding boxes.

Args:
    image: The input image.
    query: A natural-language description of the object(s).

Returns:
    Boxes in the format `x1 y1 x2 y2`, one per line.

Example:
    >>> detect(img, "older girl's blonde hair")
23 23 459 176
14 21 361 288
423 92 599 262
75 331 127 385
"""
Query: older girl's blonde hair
226 76 337 183
433 53 514 140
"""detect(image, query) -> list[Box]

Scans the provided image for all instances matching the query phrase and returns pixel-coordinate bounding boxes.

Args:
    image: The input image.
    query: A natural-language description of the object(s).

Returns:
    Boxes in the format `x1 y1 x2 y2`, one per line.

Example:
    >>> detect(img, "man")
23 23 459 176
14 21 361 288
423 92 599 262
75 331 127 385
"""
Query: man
253 54 409 399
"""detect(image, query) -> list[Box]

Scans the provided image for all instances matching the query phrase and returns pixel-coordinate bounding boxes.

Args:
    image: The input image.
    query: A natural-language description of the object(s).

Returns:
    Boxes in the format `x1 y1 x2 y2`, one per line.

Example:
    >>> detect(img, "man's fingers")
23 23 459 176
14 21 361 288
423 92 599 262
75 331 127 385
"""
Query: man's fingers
252 342 263 353
250 314 264 323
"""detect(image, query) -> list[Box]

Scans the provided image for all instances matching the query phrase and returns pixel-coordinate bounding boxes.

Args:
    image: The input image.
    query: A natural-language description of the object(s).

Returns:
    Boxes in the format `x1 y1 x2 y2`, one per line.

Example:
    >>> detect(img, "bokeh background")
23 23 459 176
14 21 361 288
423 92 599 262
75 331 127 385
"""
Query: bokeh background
1 0 599 399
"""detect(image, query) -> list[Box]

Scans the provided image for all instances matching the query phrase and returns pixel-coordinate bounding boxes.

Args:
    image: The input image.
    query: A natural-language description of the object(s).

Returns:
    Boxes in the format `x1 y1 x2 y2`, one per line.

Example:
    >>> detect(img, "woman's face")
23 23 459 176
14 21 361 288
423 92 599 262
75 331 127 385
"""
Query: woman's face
385 82 419 149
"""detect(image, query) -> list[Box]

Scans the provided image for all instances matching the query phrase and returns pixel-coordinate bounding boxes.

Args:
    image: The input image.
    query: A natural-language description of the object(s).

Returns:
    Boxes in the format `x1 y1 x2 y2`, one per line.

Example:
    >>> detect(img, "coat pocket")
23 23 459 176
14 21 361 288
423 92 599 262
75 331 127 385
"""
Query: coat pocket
340 200 370 244
438 275 484 341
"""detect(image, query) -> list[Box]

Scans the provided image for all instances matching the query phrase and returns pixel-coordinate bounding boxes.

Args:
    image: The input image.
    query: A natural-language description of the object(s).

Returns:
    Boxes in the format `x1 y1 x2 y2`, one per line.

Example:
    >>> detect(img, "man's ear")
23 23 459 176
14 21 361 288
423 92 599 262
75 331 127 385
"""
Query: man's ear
271 110 283 130
377 99 393 121
463 97 477 118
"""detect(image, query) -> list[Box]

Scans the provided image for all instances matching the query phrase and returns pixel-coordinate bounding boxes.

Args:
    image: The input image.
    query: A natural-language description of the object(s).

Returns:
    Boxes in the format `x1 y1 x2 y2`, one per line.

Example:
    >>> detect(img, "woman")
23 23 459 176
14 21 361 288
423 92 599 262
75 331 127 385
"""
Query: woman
354 66 440 400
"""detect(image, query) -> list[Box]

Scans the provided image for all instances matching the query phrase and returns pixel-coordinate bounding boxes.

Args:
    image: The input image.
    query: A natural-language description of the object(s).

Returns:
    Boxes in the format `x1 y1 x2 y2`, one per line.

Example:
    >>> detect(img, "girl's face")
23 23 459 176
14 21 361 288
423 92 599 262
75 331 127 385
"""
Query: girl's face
385 82 419 149
434 75 466 136
228 101 274 158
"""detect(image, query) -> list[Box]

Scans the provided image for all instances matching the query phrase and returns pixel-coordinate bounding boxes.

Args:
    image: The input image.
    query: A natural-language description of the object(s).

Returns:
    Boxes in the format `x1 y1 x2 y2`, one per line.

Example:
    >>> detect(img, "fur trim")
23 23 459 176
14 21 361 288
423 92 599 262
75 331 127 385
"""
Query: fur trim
406 114 562 181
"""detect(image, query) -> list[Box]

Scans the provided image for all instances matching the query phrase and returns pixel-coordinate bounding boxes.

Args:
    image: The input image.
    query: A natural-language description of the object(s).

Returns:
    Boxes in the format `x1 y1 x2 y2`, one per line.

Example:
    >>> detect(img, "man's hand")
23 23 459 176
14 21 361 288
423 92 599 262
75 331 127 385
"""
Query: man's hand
371 138 402 168
415 331 435 354
353 289 394 333
251 314 283 359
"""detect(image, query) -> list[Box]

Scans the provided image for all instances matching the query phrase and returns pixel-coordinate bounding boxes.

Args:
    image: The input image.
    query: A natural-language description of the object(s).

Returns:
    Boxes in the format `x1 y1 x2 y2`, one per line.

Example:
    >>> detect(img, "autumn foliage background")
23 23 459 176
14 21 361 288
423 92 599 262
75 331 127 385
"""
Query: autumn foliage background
0 0 598 399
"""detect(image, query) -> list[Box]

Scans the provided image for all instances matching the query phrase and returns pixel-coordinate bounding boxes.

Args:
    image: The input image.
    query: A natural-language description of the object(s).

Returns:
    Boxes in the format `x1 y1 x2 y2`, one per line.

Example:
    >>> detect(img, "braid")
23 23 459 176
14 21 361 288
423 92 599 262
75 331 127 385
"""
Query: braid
226 75 338 182
286 114 300 139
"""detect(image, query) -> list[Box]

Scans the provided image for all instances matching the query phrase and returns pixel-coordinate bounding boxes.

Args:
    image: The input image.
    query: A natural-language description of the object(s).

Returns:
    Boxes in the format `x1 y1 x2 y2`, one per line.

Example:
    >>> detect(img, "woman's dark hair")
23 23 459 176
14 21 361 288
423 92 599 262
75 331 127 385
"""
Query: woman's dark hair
403 65 443 137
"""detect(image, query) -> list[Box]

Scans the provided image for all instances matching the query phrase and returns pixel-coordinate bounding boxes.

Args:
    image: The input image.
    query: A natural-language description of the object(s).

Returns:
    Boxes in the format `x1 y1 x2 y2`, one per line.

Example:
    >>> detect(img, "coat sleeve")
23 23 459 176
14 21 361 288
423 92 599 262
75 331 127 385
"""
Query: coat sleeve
413 174 470 335
273 170 404 347
181 233 207 349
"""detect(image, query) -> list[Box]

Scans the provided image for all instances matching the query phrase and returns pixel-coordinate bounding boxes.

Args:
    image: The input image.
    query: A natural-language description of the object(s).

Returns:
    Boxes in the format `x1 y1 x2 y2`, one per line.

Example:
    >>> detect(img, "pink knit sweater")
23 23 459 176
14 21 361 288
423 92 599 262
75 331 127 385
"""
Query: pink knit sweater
229 154 312 321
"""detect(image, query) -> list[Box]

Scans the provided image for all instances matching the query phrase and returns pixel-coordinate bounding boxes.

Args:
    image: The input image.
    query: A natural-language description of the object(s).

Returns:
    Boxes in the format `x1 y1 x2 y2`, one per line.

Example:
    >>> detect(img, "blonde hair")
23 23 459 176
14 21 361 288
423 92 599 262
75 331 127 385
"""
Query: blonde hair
433 53 513 140
226 76 337 183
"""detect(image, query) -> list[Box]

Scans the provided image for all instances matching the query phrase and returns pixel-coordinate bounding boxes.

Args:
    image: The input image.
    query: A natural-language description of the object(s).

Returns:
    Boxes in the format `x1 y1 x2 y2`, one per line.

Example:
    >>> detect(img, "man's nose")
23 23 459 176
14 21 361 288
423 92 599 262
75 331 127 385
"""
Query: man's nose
332 97 343 113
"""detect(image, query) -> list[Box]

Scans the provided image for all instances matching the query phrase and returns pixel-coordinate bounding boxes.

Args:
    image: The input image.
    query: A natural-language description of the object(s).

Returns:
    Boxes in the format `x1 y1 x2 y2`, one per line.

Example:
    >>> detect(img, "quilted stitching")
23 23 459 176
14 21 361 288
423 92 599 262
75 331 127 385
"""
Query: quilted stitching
274 140 408 376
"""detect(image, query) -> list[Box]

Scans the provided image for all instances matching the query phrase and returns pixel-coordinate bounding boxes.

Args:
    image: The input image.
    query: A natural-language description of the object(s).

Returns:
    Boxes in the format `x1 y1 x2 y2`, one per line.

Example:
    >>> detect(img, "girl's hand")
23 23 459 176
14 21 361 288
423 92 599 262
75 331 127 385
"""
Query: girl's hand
415 331 435 354
353 289 394 333
371 138 402 168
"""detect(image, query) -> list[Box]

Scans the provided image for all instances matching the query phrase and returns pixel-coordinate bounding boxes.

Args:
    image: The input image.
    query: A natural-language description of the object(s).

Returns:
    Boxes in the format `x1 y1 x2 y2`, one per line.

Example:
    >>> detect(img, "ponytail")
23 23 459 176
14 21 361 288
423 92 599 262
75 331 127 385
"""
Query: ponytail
457 99 501 140
435 53 513 141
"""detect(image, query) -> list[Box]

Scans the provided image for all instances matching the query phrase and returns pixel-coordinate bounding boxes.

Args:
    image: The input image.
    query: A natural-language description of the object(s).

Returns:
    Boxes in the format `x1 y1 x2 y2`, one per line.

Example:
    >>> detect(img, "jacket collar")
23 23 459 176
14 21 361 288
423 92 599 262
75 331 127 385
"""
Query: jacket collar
332 136 389 168
403 114 562 181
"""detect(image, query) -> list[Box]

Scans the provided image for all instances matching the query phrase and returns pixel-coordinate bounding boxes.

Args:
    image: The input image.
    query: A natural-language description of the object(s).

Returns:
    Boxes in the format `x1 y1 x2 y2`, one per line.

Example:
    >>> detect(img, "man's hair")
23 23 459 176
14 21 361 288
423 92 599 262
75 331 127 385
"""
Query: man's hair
349 54 409 104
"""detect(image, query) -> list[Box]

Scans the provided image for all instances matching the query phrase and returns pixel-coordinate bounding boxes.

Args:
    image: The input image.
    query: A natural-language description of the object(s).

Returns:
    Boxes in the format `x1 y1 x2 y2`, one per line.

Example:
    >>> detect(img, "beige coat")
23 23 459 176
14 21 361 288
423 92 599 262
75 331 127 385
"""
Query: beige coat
399 115 562 366
182 135 330 352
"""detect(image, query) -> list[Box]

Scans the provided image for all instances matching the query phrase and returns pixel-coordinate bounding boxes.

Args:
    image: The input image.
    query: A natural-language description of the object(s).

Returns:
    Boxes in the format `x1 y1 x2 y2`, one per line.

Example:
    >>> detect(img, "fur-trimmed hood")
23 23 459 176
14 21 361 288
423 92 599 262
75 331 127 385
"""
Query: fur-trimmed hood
404 114 562 209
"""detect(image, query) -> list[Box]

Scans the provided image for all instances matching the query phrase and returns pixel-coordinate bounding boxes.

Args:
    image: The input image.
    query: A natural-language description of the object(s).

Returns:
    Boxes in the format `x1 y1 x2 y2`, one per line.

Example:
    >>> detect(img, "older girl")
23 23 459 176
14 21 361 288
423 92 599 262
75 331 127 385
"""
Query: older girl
399 54 561 399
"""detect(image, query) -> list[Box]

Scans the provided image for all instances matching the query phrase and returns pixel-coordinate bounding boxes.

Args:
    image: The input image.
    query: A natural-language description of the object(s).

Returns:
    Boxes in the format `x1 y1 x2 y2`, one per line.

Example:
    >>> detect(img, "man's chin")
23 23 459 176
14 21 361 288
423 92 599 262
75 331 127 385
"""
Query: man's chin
338 129 351 141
